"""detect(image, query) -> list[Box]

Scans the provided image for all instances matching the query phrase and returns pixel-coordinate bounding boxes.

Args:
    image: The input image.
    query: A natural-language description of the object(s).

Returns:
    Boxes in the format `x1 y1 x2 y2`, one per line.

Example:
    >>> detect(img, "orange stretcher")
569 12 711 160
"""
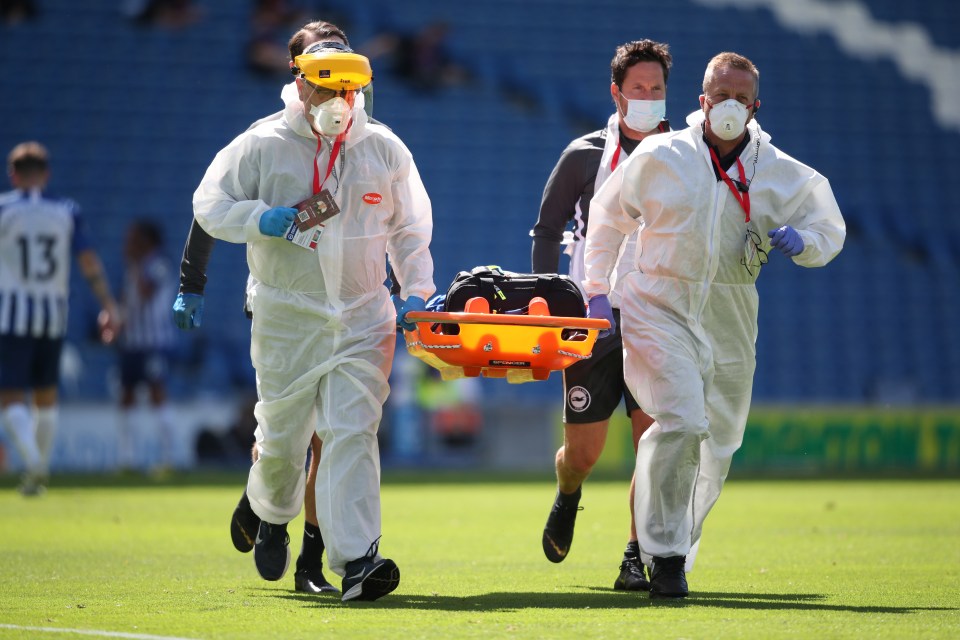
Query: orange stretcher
402 296 610 383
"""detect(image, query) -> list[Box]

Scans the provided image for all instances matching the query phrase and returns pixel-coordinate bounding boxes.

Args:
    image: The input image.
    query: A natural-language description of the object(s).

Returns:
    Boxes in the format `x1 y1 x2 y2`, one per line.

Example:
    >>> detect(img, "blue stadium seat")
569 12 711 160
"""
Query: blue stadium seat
1 0 957 404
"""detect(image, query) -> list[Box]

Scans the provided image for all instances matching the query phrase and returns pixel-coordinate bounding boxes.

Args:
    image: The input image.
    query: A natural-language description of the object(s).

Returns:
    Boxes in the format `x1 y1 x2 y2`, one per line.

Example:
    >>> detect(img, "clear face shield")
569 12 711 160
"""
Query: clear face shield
293 44 374 137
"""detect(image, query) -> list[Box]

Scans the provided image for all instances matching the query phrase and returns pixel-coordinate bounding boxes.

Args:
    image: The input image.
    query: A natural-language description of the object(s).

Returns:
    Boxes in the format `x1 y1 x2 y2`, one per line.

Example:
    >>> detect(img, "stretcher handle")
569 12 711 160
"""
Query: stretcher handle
404 311 610 330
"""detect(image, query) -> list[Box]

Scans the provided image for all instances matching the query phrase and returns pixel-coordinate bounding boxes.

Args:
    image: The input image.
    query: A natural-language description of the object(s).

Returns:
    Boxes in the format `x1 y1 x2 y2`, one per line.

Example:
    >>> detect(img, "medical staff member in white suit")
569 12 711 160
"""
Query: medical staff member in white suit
583 52 845 599
193 42 434 603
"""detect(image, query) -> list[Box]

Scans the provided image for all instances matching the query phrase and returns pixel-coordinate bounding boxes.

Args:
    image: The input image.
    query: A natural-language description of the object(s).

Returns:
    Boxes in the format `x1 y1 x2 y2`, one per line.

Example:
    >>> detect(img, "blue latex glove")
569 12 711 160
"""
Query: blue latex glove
767 225 804 257
258 206 297 237
397 295 426 332
588 294 616 339
172 293 204 330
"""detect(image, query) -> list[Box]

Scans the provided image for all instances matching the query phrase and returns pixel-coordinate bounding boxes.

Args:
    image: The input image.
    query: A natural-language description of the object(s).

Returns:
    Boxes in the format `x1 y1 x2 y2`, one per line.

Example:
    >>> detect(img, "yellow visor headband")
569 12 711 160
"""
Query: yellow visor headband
294 50 373 91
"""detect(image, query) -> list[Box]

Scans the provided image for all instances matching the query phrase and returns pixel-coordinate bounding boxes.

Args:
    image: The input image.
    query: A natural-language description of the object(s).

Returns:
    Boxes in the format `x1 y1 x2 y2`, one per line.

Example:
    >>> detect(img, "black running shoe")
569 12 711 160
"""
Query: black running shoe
541 488 583 563
341 556 400 602
254 521 290 581
230 491 261 553
649 555 688 599
17 472 46 497
613 556 650 591
294 567 340 594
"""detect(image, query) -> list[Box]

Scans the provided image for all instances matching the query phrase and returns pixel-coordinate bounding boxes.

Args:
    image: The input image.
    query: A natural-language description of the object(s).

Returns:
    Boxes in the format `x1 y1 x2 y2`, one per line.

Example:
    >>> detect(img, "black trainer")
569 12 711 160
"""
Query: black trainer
541 487 583 563
17 472 47 497
294 567 340 594
341 556 400 602
649 555 688 599
254 521 290 581
613 556 650 591
230 491 261 553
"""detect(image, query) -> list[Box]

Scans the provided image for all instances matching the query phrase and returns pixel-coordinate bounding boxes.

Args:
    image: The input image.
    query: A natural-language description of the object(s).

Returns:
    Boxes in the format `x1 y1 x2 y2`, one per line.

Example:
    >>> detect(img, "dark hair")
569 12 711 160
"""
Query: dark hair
288 20 349 61
132 219 163 248
611 40 673 87
7 141 49 176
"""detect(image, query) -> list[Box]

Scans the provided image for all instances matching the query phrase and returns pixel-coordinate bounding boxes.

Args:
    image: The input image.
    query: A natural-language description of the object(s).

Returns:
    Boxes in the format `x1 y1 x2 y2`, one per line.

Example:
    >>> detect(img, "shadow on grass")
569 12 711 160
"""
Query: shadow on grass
262 587 956 614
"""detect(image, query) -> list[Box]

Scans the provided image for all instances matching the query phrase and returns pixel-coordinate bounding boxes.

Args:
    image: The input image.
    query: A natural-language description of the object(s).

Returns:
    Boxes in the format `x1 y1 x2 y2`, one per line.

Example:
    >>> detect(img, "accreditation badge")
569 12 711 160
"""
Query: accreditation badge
286 189 341 252
294 189 340 230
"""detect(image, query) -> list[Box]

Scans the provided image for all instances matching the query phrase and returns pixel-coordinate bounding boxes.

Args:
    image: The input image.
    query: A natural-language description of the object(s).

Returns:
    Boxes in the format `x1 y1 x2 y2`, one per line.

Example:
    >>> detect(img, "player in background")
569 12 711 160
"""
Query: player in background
530 40 672 590
116 219 177 473
0 141 120 495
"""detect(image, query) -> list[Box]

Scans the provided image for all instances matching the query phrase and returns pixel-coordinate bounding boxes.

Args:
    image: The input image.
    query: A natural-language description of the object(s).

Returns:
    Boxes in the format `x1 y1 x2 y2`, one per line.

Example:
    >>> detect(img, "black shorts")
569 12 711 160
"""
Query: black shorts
120 349 171 389
0 333 63 390
562 309 640 424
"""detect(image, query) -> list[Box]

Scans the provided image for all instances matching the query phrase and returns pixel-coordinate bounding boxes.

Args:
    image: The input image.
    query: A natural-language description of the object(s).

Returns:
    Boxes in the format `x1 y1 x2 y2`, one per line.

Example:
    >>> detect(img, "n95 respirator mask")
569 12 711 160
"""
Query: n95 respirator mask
310 96 352 136
707 99 750 140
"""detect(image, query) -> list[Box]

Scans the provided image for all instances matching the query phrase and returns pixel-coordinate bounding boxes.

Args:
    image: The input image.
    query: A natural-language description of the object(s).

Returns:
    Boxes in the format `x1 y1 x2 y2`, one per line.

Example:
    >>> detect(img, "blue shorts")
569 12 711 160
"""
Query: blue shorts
0 333 64 390
562 309 640 424
120 349 171 389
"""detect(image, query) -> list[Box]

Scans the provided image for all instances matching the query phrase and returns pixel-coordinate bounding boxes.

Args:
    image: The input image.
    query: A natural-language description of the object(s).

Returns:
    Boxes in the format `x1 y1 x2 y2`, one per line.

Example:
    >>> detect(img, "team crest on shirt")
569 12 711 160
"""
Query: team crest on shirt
567 386 591 412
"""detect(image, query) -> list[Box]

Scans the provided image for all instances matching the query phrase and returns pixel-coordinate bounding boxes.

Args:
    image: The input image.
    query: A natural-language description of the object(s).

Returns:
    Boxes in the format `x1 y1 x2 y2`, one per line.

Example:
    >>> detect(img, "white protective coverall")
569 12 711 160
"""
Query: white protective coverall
583 111 845 569
194 87 434 576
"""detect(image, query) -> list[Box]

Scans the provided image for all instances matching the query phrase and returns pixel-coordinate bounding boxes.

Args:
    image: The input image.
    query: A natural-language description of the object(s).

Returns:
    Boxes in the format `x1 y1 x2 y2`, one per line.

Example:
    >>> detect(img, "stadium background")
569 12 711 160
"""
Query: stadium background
1 0 958 474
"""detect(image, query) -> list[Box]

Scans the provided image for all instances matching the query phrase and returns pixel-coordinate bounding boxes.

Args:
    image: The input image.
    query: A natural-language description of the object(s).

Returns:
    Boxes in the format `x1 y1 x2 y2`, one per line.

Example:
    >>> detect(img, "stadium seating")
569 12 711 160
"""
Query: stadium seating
1 0 957 403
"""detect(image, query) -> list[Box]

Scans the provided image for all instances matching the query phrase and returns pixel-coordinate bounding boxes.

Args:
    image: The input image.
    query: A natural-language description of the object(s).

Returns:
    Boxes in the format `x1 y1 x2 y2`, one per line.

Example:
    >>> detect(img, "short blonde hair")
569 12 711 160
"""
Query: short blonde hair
703 52 759 97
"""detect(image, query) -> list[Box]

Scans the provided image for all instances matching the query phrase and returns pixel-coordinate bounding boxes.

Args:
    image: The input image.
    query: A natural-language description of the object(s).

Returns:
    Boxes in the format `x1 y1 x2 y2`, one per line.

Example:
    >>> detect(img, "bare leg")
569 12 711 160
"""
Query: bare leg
304 433 321 527
542 420 608 562
627 409 655 541
614 408 657 590
555 420 609 493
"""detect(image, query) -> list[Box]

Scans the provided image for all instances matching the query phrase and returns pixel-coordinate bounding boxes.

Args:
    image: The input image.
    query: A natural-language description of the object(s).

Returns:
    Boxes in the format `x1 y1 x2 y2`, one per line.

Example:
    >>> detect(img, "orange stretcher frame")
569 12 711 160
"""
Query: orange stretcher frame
402 296 610 383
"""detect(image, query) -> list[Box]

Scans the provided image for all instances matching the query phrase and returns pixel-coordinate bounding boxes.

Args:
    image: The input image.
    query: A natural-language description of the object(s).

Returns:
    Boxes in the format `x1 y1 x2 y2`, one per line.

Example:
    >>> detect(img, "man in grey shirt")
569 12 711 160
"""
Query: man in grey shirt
530 39 672 591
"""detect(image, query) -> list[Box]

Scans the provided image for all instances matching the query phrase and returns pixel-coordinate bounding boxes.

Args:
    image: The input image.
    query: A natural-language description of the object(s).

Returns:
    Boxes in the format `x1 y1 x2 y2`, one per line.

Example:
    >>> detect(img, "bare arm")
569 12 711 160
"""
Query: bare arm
77 248 120 342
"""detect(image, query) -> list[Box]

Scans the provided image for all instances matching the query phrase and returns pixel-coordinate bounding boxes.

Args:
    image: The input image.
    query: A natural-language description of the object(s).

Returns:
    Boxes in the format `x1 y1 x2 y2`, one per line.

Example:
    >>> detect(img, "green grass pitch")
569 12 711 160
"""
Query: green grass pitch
1 474 958 639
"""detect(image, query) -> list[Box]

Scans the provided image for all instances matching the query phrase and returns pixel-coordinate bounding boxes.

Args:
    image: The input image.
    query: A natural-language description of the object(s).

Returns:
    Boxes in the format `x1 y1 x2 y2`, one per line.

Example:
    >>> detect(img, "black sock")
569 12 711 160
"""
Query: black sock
623 539 640 561
296 522 325 572
557 485 582 507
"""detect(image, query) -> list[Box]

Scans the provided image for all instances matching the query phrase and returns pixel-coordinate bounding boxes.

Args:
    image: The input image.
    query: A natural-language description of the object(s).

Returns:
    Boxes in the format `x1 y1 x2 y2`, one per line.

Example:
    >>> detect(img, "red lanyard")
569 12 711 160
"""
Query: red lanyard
709 146 750 223
312 132 345 195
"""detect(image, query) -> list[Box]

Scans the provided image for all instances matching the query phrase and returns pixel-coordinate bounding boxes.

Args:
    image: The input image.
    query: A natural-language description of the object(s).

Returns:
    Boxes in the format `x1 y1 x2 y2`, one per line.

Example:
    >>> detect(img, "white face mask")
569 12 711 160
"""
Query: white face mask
707 98 749 140
620 97 665 133
310 96 351 136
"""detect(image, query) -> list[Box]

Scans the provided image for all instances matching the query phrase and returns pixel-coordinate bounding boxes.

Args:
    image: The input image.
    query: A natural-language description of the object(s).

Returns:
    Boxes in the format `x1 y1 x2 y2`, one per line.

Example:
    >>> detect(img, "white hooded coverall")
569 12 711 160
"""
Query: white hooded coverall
584 112 845 568
194 88 434 576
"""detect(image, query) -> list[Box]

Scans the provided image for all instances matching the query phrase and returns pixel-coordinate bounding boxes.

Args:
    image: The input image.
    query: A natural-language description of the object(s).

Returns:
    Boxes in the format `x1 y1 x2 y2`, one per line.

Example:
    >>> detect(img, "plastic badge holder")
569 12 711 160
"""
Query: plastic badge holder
403 296 610 384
